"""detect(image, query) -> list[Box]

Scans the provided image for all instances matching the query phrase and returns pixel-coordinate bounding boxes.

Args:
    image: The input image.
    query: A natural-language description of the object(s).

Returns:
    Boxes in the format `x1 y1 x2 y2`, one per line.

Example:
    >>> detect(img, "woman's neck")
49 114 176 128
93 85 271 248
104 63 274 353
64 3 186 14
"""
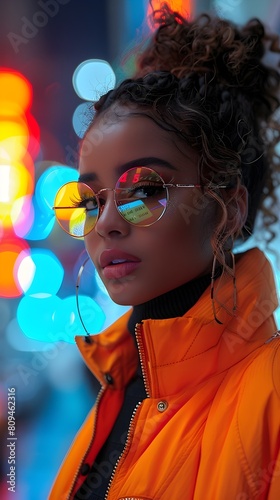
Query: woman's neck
128 273 212 334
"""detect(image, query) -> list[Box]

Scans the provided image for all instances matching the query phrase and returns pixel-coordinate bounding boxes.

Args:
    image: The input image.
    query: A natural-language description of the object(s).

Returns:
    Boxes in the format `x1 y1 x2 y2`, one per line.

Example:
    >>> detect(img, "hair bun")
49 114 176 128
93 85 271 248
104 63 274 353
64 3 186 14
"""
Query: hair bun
136 4 280 119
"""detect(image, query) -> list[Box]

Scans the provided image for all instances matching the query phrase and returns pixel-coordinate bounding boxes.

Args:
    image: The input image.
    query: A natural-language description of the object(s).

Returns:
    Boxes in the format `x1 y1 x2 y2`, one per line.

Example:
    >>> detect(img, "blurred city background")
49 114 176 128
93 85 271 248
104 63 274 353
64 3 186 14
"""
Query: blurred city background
0 1 280 499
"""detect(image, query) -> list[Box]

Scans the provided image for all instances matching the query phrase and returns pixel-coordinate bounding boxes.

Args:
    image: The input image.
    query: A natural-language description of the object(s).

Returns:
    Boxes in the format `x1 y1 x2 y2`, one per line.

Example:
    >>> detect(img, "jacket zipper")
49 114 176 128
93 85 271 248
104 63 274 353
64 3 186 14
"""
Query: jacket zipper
67 385 105 499
104 322 150 499
265 330 280 343
135 322 151 397
104 401 142 500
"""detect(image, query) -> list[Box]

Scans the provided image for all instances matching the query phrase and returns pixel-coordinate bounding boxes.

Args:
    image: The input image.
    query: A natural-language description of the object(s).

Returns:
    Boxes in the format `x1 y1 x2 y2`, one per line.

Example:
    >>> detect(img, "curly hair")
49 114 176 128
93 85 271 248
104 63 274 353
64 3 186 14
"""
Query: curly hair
89 4 280 268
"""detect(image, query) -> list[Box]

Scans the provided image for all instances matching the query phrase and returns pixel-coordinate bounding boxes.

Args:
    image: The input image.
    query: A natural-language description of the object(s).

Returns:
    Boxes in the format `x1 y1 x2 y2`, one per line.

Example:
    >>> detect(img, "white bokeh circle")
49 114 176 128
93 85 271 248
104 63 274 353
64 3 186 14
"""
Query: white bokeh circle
73 59 116 101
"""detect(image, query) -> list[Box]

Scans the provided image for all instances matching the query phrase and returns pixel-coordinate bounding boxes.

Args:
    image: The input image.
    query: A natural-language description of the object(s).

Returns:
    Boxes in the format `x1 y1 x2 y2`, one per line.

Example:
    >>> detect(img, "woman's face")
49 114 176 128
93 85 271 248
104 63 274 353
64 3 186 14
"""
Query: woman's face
79 112 216 305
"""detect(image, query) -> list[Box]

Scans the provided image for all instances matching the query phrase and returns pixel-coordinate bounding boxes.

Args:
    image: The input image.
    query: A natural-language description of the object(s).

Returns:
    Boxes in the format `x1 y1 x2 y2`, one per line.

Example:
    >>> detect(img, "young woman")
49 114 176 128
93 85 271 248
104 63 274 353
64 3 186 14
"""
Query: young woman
50 5 280 499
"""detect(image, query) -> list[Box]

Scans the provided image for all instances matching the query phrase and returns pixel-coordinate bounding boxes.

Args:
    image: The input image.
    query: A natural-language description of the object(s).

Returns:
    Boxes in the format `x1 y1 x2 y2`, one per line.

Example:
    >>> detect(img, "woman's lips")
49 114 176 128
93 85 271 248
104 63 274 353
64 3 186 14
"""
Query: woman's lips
102 261 141 279
100 249 141 279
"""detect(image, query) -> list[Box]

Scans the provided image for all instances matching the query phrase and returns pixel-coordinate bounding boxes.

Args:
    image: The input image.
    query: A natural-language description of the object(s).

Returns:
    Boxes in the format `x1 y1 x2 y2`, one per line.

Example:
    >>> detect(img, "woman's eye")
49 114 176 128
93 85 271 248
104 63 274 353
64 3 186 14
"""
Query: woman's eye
84 198 98 211
72 196 98 211
131 184 163 199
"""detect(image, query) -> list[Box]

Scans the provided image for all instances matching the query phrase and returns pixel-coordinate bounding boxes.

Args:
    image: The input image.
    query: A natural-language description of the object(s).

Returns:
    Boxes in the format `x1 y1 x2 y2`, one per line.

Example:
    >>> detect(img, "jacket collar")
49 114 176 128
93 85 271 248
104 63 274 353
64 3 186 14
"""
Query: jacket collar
76 248 278 397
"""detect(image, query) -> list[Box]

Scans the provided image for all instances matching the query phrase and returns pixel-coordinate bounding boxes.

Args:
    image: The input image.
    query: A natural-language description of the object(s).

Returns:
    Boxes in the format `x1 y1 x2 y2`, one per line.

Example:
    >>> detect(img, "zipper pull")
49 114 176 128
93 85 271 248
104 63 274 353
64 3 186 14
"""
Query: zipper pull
265 330 280 344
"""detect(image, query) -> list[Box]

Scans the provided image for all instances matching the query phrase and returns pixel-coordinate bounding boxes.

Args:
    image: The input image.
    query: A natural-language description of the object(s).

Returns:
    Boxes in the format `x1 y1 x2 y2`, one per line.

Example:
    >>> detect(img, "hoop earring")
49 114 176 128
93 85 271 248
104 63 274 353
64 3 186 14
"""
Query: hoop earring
210 250 237 325
76 256 91 339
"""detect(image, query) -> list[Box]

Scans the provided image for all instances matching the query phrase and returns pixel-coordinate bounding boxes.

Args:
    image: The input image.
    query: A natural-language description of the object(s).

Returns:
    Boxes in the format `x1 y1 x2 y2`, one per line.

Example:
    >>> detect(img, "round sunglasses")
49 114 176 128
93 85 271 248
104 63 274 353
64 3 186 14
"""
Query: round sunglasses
53 166 228 238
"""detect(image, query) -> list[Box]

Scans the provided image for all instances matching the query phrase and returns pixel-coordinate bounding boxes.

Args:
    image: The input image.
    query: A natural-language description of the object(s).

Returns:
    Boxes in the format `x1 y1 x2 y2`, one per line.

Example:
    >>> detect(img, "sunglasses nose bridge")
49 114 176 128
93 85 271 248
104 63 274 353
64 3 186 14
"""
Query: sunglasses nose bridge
95 187 118 221
96 187 115 198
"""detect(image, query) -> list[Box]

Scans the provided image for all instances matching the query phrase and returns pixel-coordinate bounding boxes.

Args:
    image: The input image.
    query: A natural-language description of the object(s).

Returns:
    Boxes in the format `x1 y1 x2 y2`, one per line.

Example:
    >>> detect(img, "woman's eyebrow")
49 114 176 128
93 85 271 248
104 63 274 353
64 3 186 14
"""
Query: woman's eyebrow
78 157 176 183
78 172 98 183
121 157 176 171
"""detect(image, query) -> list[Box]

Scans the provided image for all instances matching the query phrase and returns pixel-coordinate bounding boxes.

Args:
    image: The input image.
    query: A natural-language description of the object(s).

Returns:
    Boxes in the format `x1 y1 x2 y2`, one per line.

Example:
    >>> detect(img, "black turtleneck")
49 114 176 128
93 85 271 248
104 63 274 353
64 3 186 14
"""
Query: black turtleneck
74 273 212 500
128 272 212 334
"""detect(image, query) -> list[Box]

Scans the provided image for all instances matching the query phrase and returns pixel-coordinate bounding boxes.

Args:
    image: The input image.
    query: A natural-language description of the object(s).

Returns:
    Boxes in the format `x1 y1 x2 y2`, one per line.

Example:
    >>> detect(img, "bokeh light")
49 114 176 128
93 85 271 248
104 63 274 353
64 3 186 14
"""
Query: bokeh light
72 59 116 101
0 69 39 246
26 111 41 159
0 119 30 163
0 238 30 297
17 294 63 342
0 69 32 116
53 295 106 343
16 292 106 344
72 102 93 138
35 164 79 214
146 0 192 29
24 165 78 240
17 248 64 295
11 195 34 238
24 198 55 240
0 162 34 228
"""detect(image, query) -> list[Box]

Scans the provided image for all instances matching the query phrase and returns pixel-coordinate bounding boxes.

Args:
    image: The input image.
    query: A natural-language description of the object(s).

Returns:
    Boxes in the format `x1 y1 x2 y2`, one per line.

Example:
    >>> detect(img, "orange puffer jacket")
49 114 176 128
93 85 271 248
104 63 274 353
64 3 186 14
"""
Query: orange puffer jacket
49 248 280 500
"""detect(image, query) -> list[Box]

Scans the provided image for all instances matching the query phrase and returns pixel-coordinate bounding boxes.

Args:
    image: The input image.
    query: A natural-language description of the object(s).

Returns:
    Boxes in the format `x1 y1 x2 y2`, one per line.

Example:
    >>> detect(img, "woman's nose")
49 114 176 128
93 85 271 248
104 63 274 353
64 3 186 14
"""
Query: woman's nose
94 191 130 238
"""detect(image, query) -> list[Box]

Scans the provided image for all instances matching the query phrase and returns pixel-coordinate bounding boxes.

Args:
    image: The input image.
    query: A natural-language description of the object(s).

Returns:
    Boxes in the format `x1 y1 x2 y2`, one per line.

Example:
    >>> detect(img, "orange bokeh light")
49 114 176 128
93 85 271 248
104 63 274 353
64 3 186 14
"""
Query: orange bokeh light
0 68 38 236
0 238 30 298
0 117 30 162
0 69 32 117
147 0 192 28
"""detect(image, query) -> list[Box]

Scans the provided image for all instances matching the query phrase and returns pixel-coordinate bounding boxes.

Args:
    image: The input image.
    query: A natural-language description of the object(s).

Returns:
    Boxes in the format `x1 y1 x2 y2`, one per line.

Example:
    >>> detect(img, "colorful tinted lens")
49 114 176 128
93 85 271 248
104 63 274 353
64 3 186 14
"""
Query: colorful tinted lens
53 181 99 237
115 167 167 226
53 168 168 237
